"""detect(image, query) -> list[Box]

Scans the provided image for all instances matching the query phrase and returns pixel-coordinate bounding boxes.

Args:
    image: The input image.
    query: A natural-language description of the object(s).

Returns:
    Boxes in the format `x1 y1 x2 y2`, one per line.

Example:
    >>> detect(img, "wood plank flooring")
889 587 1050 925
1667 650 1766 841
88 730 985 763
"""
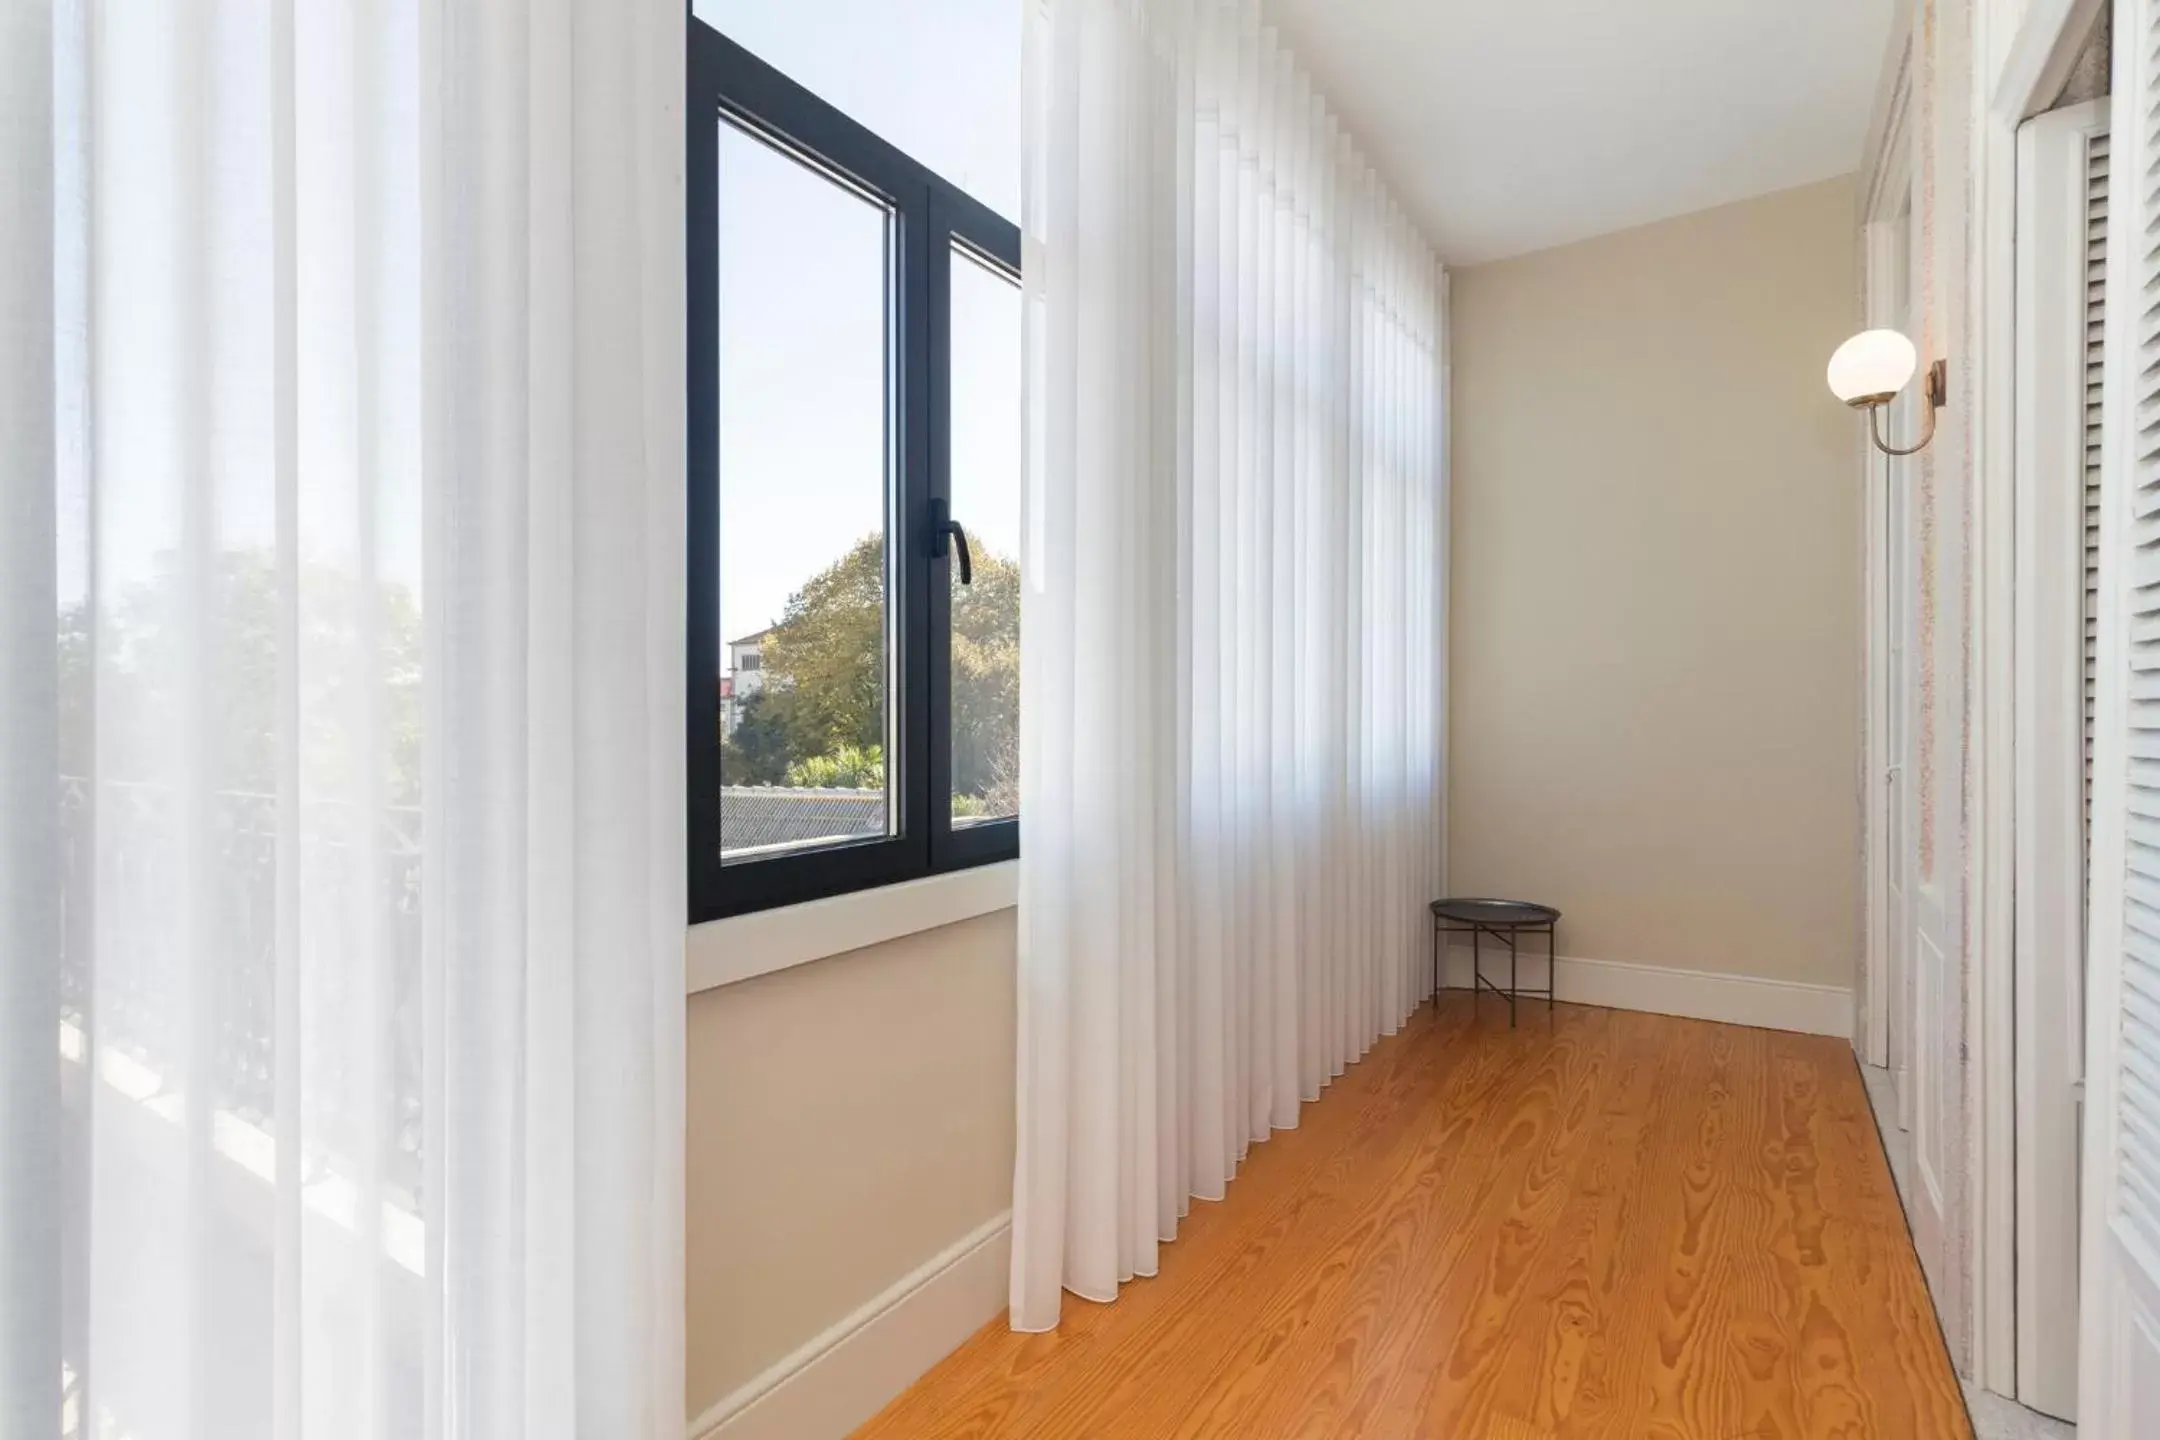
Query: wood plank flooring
852 994 1971 1440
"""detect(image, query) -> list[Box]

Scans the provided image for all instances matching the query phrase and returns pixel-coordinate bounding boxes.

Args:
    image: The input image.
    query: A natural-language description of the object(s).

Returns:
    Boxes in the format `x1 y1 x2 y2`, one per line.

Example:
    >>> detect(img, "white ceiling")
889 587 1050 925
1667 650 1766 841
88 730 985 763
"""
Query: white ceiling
1266 0 1895 266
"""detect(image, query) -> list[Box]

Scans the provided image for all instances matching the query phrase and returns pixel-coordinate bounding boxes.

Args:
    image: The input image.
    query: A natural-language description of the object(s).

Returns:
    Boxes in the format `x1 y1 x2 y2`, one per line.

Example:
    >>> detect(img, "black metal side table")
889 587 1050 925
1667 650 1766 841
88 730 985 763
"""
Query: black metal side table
1430 898 1560 1027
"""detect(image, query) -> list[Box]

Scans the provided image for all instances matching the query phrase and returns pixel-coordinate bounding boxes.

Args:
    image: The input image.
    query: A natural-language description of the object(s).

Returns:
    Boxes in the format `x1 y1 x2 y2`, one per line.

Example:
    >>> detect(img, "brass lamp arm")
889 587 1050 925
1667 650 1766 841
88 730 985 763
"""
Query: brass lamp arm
1859 358 1948 458
1869 398 1936 457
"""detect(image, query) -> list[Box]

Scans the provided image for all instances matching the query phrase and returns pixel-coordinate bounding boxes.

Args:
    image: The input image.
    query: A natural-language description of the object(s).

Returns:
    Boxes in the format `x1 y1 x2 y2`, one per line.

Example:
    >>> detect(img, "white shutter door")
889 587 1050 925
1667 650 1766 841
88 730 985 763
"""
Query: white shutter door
2014 99 2109 1421
2081 0 2160 1427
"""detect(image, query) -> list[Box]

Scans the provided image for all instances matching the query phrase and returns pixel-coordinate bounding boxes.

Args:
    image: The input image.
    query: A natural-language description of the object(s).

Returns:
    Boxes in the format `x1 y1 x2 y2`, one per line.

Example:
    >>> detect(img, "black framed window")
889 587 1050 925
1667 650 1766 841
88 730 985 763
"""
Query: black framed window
688 21 1021 922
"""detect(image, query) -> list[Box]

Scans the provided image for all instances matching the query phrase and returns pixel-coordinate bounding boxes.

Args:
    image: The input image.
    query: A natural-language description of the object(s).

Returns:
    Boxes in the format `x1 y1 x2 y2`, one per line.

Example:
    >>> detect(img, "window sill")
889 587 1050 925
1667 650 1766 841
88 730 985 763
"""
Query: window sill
685 859 1018 994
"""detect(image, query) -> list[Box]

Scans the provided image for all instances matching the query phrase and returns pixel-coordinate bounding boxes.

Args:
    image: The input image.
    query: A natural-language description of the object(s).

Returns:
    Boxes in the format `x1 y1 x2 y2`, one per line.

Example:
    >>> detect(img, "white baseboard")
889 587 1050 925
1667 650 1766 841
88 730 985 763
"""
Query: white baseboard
1441 946 1854 1038
687 1210 1011 1440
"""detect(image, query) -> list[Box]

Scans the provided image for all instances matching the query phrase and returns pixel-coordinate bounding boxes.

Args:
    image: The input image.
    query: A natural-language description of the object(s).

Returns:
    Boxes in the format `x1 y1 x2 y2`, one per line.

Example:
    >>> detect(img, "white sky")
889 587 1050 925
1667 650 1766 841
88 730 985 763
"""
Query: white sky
699 0 1022 652
949 250 1022 579
695 0 1020 221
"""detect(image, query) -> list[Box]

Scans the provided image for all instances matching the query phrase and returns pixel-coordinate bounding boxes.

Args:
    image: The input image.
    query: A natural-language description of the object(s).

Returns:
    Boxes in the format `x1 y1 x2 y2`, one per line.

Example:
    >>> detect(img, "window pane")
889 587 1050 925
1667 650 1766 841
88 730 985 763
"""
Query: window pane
717 118 895 863
949 246 1021 826
693 0 1019 221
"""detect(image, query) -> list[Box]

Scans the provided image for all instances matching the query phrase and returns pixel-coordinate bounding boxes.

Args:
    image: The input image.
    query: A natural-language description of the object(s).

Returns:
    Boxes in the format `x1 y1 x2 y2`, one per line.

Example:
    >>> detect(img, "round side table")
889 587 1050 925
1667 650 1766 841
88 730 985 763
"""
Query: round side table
1429 898 1560 1027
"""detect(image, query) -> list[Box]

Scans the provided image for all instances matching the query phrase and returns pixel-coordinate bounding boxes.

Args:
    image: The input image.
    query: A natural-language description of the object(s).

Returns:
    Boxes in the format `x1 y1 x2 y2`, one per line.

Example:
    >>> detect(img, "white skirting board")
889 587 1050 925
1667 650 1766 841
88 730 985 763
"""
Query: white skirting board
687 1210 1011 1440
1439 945 1854 1038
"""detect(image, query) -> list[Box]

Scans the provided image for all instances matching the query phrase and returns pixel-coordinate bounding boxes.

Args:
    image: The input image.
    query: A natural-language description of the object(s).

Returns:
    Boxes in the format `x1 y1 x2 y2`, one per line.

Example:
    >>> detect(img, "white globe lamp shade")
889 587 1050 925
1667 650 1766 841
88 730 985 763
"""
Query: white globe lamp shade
1827 329 1919 405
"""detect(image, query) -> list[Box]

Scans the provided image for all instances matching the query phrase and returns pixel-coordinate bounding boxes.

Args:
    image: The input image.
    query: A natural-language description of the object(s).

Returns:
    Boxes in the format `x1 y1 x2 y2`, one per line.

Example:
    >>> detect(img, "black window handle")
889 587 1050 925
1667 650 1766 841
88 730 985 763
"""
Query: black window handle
930 499 974 586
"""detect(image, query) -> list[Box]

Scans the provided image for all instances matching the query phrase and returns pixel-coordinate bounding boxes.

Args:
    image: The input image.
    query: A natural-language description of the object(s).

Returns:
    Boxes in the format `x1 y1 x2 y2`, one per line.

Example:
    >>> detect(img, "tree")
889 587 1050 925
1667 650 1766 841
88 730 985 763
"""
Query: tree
732 531 1019 805
720 690 793 786
761 534 887 759
950 550 1019 811
60 549 423 806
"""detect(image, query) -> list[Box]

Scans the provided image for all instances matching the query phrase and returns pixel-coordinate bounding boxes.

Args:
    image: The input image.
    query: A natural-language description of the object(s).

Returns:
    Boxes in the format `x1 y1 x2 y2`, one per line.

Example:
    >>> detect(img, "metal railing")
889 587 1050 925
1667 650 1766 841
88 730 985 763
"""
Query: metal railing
57 777 426 1197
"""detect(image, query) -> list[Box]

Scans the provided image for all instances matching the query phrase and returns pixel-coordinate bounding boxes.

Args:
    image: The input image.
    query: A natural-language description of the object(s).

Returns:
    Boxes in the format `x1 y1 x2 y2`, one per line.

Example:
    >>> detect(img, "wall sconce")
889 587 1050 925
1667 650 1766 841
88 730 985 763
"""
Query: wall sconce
1826 328 1947 457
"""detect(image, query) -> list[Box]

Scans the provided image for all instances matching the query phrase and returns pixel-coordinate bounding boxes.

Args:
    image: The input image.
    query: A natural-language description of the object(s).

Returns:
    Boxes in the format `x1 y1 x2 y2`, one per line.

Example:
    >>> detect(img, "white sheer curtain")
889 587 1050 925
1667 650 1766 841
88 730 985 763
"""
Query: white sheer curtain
1011 0 1448 1331
1 4 685 1437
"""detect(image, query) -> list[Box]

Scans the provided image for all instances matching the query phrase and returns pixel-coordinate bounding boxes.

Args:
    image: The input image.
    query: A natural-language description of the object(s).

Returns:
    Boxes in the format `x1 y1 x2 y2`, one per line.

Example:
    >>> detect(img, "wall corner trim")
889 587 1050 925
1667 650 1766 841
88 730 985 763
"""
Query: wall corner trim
687 1210 1012 1440
1441 947 1855 1038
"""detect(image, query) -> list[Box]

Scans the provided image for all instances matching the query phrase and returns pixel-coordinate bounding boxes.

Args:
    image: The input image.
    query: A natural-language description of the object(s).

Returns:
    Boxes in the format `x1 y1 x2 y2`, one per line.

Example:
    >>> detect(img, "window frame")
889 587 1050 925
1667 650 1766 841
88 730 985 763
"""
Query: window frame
687 20 1021 923
927 194 1025 871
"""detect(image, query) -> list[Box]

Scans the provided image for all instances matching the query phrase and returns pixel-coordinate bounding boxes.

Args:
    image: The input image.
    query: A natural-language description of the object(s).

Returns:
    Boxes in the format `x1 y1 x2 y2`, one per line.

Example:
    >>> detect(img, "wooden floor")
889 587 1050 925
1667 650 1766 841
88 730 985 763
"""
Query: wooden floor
853 994 1971 1440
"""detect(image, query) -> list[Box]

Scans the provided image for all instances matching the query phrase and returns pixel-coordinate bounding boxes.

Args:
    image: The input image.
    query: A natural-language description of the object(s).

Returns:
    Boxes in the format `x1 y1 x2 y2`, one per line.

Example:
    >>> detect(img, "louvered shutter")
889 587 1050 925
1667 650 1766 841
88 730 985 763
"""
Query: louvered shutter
2088 127 2107 872
2113 80 2160 1266
2078 0 2160 1424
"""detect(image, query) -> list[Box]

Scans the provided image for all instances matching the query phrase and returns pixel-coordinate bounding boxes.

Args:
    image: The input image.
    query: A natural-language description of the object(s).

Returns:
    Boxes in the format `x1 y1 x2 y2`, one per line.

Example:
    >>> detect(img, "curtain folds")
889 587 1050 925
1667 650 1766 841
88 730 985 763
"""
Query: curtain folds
1 4 685 1436
1012 0 1448 1331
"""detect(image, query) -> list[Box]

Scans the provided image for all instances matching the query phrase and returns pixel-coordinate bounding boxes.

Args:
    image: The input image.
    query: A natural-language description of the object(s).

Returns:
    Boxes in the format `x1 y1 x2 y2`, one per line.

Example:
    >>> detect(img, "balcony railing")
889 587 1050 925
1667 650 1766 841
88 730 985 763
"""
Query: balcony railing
57 777 425 1199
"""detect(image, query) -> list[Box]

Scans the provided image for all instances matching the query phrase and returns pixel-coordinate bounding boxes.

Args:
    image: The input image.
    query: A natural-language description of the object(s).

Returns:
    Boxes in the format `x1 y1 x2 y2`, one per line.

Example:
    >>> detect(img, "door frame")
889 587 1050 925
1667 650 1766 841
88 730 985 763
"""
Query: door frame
1859 1 1958 1320
1974 0 2114 1398
1861 63 1914 1079
2010 94 2107 1421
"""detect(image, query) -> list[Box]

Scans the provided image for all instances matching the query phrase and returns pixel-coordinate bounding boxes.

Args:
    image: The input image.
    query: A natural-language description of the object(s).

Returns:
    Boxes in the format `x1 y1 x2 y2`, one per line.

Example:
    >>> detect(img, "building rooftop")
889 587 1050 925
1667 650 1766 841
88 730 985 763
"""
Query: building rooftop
720 785 884 857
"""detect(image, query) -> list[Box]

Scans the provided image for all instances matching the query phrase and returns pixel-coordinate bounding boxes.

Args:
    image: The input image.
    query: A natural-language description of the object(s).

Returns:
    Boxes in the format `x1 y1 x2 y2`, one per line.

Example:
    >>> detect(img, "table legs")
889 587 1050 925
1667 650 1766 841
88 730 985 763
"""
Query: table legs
1434 919 1558 1028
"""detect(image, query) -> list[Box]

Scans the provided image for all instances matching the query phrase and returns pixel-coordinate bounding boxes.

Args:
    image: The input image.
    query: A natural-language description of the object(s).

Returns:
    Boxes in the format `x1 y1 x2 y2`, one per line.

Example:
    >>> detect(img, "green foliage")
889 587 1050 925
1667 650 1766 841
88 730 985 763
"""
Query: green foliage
720 690 793 786
760 534 888 758
58 549 423 806
950 549 1019 813
785 743 884 790
725 531 1018 808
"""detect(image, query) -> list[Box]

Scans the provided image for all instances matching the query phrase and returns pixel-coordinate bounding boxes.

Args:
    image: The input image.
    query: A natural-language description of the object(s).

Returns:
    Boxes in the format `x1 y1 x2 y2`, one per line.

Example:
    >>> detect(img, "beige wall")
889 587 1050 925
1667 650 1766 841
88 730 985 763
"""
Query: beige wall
684 909 1016 1417
1448 175 1861 988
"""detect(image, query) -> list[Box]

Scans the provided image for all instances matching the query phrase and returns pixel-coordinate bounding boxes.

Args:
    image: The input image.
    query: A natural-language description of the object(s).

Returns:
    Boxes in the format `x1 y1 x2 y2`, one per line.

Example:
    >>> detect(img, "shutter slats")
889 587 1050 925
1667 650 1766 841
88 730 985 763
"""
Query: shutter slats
2126 985 2160 1039
2095 133 2111 854
2121 16 2160 1260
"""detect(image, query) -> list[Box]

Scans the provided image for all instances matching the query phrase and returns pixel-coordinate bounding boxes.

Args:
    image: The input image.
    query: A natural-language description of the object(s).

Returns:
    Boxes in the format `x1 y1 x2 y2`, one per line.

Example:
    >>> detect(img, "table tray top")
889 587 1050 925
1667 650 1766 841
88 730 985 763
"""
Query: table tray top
1428 897 1560 927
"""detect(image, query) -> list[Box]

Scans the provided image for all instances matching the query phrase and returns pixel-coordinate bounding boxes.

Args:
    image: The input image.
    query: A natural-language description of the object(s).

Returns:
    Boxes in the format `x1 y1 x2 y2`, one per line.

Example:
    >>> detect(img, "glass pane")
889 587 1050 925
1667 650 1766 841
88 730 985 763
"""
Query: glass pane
693 0 1019 221
717 118 895 863
948 246 1021 826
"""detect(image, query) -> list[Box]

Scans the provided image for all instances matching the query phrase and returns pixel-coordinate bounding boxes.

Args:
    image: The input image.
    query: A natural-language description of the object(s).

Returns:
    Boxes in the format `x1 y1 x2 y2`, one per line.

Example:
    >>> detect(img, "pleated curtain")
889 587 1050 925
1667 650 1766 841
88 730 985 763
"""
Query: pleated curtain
1012 0 1448 1331
1 3 685 1436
